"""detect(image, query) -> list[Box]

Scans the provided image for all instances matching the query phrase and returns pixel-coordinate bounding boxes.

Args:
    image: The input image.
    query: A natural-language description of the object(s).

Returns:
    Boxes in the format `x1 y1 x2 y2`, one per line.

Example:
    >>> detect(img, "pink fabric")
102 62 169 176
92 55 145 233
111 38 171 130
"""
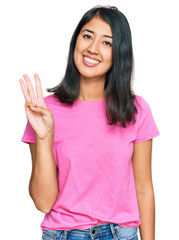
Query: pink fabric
21 94 160 230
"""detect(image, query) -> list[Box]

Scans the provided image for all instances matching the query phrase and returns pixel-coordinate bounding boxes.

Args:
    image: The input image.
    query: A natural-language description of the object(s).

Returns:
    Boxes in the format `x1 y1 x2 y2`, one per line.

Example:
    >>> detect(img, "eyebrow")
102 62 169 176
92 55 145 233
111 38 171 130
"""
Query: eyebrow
81 29 113 39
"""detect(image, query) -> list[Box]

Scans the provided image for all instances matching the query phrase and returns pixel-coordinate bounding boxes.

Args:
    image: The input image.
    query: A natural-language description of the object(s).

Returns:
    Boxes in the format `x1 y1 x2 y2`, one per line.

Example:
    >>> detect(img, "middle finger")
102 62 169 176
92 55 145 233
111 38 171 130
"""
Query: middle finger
23 74 37 104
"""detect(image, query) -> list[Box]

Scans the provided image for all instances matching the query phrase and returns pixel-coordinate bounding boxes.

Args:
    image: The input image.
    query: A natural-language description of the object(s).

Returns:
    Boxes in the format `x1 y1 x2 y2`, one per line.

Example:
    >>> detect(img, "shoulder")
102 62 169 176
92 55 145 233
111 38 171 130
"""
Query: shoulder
44 94 60 104
43 94 72 120
43 94 64 108
133 94 151 113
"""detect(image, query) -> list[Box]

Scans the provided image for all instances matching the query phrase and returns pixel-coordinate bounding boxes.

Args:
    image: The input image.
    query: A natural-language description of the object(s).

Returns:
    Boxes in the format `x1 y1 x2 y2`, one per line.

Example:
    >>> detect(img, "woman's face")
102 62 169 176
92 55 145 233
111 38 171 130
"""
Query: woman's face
74 16 113 80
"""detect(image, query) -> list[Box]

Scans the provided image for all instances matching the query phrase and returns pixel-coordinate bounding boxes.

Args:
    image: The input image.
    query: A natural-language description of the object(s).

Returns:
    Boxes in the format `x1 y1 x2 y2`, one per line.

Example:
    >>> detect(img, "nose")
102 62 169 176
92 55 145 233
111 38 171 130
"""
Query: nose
87 39 100 55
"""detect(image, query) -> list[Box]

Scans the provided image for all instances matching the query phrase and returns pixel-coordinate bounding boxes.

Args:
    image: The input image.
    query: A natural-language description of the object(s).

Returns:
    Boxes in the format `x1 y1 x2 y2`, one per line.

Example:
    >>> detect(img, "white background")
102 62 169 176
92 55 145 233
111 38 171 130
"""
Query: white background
0 0 178 239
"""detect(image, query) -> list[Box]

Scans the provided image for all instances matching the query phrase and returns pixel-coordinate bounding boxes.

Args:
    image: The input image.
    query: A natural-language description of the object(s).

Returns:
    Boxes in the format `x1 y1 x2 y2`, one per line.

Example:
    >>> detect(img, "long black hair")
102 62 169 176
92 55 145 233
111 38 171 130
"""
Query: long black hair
46 5 140 128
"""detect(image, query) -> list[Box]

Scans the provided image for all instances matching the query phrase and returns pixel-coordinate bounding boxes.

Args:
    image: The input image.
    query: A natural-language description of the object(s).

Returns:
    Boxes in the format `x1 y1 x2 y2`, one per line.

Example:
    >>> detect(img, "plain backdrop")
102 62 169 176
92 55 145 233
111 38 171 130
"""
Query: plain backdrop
0 0 178 239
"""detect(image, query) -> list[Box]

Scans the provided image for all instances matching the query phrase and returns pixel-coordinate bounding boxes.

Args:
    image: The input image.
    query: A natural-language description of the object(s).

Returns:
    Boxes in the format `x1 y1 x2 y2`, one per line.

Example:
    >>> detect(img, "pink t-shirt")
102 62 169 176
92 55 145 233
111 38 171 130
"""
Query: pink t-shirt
21 94 160 230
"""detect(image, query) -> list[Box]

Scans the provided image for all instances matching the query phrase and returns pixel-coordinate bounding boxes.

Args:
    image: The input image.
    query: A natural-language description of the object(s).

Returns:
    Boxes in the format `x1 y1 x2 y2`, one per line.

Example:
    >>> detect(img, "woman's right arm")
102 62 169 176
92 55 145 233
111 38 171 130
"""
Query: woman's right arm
29 137 58 213
19 73 58 213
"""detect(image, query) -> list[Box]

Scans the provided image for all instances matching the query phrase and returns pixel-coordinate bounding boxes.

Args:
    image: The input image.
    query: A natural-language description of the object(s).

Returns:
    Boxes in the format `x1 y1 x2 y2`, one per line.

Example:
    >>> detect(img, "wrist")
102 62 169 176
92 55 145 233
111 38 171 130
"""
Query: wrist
36 133 54 149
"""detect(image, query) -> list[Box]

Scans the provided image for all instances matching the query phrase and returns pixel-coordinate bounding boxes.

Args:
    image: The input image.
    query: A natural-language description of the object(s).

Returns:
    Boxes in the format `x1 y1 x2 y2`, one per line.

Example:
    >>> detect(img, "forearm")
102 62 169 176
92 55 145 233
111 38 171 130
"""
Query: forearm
137 189 155 240
29 136 58 213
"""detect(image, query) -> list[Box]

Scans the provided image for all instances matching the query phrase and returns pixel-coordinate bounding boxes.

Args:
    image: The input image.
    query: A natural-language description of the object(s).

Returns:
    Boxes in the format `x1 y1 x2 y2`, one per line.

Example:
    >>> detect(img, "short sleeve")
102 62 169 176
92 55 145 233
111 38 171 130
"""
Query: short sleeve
21 120 36 144
133 97 160 143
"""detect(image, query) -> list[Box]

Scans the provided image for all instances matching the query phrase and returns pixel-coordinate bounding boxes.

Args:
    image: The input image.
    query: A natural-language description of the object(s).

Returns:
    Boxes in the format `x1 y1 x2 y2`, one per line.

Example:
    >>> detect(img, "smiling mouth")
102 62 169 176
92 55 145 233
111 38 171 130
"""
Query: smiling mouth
83 56 101 67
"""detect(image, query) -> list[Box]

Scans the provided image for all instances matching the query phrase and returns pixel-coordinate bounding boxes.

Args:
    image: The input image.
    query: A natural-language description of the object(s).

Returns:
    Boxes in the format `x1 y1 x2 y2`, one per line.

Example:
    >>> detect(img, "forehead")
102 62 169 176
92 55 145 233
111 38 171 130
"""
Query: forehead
81 16 112 36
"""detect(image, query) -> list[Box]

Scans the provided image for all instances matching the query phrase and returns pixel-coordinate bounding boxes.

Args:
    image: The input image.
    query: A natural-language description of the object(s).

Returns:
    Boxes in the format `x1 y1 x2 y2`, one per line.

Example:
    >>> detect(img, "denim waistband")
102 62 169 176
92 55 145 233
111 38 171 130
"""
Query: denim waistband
60 223 121 239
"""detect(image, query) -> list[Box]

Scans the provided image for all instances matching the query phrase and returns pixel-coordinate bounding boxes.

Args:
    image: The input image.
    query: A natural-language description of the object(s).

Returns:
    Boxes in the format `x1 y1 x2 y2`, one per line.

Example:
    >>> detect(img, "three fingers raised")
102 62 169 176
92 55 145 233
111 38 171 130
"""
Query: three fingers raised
19 73 46 108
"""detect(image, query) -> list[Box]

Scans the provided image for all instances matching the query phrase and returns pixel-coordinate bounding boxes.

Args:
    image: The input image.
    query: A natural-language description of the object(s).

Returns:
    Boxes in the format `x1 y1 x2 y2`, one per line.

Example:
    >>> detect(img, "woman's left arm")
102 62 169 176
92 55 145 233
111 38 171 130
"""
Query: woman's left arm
132 139 155 240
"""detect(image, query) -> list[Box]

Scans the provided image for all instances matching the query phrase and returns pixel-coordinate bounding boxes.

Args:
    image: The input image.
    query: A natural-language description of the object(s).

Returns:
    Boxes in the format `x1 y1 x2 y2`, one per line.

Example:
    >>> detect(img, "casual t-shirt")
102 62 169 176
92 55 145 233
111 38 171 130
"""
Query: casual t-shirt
21 94 160 231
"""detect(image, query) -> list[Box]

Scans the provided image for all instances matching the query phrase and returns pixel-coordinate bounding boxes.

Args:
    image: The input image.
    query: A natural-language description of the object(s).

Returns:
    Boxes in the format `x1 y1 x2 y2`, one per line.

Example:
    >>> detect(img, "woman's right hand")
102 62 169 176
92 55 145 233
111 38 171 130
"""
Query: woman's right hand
19 73 54 140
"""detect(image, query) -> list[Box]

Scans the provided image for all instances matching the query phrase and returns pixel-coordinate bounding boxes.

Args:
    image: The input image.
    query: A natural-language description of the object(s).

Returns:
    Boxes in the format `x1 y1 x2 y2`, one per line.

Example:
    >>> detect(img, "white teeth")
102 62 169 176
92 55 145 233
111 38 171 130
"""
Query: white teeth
84 56 100 64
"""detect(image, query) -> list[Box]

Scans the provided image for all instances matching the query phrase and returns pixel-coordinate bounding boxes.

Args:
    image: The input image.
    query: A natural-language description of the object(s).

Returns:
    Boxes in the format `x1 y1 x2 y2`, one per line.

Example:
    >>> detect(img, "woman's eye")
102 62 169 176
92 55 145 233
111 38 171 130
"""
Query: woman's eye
103 41 112 46
82 35 112 46
83 34 92 39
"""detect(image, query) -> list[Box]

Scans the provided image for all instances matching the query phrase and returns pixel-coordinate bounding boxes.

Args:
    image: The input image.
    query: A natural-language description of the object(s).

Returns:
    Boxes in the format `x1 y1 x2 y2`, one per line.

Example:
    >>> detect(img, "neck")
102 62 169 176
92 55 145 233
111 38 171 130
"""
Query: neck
78 75 106 101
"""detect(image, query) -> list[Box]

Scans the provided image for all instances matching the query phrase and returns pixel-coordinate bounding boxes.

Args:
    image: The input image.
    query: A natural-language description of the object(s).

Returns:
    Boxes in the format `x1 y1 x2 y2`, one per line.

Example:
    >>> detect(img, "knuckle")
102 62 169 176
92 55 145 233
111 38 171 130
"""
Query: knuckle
25 101 30 106
49 110 53 116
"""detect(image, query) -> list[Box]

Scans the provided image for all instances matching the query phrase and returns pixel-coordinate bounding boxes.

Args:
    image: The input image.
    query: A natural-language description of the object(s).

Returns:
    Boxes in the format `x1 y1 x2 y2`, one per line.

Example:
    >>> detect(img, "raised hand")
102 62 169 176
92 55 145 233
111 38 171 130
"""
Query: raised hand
19 73 54 140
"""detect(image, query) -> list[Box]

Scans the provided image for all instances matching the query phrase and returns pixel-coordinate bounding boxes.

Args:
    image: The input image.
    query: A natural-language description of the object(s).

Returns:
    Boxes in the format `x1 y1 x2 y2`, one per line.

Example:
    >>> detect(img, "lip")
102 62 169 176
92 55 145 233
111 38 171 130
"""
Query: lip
83 56 101 67
83 55 101 62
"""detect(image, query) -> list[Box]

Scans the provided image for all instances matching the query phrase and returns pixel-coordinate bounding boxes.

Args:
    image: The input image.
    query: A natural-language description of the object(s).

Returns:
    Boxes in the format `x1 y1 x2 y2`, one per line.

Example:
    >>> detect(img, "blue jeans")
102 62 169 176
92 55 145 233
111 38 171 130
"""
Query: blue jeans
41 223 138 239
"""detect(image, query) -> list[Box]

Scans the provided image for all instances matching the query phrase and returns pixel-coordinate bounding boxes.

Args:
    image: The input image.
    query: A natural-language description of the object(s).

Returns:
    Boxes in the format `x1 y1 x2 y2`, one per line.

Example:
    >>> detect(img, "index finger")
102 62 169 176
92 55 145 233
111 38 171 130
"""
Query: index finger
19 78 32 103
23 74 37 105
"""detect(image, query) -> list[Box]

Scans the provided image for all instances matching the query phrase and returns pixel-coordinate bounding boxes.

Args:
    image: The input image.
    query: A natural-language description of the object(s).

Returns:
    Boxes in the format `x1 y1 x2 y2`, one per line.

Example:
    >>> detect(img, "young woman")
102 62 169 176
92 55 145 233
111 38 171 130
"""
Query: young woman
19 5 160 240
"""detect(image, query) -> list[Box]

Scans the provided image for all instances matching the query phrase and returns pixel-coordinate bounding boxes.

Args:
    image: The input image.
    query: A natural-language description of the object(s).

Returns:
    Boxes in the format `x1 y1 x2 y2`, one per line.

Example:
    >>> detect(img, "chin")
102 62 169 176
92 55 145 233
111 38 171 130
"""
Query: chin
80 75 99 79
79 71 102 79
78 69 104 79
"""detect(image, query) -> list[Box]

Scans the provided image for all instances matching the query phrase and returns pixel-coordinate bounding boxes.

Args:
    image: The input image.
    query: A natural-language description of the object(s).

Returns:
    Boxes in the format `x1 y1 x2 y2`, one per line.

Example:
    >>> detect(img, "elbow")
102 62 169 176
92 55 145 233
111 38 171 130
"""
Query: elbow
29 190 58 214
33 198 56 214
36 205 52 214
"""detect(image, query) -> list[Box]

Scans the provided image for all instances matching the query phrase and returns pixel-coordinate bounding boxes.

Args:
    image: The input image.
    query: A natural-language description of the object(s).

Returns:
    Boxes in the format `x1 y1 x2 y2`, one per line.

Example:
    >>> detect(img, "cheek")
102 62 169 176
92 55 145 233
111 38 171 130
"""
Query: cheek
75 42 80 53
74 46 81 66
101 47 112 59
75 37 85 53
103 50 113 66
74 42 85 63
107 50 113 65
109 54 113 66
